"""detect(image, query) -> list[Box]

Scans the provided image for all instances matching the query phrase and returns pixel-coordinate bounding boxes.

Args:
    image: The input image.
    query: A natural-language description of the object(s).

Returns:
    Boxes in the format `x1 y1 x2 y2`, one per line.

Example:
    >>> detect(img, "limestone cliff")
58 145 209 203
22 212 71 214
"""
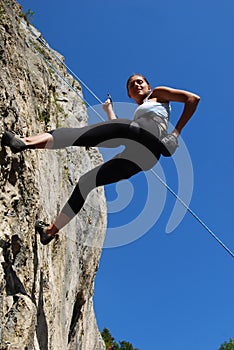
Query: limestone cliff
0 1 106 349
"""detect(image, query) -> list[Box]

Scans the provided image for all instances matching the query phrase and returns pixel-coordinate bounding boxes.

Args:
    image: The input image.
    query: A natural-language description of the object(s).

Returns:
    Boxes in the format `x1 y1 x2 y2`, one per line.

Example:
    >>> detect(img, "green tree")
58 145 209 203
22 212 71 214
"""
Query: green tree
101 328 139 350
219 338 234 350
119 340 139 350
101 328 119 349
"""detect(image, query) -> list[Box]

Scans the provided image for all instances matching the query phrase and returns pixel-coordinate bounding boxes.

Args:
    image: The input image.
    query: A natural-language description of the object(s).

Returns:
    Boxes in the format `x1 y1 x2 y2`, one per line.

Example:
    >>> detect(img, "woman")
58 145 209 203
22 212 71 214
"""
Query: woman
1 74 200 244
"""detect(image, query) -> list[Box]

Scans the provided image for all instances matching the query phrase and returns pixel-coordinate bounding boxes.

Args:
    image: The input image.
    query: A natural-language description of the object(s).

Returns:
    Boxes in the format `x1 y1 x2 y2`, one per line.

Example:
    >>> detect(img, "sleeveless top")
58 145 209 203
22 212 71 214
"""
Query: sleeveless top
133 93 171 126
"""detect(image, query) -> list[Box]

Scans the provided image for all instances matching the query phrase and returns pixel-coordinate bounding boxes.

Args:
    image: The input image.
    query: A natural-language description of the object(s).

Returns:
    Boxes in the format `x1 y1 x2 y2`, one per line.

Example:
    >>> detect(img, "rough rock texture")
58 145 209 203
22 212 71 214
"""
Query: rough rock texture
0 1 106 349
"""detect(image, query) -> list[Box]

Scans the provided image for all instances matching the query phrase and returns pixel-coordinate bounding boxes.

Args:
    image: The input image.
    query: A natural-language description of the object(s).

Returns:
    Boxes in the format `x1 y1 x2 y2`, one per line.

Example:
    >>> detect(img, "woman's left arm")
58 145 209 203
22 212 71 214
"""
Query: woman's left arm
152 86 200 137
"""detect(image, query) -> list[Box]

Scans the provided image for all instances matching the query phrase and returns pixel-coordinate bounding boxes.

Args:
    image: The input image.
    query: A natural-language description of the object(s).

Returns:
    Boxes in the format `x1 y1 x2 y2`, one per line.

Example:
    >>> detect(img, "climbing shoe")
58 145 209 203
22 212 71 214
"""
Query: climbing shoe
1 131 28 154
35 220 56 245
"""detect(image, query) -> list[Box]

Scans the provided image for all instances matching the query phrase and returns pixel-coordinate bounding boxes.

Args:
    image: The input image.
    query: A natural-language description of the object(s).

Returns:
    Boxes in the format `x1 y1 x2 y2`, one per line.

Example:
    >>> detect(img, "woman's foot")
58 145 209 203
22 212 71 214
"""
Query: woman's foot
35 221 58 245
1 131 28 153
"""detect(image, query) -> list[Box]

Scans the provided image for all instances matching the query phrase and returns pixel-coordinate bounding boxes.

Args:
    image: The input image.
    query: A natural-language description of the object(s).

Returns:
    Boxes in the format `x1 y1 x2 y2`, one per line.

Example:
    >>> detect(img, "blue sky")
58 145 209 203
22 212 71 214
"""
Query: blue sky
19 1 234 349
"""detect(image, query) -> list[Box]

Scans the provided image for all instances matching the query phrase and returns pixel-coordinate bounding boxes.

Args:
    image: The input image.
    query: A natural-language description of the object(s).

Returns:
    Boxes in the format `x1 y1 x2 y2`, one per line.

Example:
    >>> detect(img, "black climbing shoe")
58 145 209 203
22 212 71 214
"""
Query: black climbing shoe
35 220 56 245
1 131 28 154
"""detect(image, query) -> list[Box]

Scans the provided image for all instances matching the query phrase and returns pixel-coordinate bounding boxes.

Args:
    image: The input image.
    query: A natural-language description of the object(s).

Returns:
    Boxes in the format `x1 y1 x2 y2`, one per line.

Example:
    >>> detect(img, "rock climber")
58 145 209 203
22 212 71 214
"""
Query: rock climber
1 74 200 244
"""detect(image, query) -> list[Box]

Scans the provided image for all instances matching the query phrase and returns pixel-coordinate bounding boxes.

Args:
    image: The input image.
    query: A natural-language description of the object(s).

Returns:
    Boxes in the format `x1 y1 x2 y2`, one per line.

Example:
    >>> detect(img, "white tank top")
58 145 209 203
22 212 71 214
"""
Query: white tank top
133 94 171 125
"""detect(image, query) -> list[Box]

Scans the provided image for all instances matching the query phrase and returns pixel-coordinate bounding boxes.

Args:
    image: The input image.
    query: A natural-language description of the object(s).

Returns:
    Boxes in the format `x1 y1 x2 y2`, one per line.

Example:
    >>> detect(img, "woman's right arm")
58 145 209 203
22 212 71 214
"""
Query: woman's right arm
102 99 117 120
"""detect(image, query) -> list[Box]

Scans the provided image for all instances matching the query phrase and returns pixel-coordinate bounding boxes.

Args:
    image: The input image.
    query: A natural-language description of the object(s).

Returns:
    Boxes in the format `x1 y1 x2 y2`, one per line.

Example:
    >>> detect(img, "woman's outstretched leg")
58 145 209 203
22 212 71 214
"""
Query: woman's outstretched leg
1 131 54 152
23 133 54 149
1 119 132 153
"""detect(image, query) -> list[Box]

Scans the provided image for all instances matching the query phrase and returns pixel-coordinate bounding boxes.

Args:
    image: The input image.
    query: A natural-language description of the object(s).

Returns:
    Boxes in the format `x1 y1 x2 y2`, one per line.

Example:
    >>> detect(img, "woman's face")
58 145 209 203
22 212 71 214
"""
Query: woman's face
127 75 151 102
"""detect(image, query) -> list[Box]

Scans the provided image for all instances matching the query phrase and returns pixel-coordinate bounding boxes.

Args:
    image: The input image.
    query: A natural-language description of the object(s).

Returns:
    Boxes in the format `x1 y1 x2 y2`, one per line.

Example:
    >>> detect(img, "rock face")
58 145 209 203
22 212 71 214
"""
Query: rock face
0 1 106 349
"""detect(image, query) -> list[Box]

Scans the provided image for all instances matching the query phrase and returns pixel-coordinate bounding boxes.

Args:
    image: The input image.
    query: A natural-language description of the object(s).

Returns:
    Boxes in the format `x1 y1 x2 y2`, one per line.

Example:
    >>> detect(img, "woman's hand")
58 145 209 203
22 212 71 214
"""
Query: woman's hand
171 129 180 138
102 98 117 120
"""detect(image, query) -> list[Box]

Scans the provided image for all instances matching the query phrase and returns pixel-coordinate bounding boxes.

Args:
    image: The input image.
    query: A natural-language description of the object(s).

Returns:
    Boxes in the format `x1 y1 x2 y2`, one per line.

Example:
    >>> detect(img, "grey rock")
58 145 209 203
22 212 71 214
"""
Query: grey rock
0 1 106 349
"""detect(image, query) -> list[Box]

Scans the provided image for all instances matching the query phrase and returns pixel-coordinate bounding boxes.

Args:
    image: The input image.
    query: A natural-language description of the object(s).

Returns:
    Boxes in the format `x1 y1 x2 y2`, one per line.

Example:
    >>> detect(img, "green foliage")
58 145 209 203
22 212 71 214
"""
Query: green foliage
119 341 139 350
19 8 34 25
101 328 119 350
101 328 139 350
36 106 50 125
219 338 234 350
25 8 34 20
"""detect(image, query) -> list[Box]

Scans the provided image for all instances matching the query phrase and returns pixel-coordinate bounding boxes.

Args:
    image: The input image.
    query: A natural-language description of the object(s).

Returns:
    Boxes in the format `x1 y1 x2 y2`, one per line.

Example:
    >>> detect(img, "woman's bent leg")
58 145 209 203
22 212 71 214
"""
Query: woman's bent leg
53 156 142 230
51 137 160 232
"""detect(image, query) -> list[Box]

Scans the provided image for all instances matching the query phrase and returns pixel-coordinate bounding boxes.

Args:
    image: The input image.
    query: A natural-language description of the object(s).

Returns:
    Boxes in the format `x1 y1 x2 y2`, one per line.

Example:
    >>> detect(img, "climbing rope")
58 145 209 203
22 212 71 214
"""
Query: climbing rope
22 21 234 258
25 22 103 105
23 21 104 121
28 41 105 122
151 169 234 258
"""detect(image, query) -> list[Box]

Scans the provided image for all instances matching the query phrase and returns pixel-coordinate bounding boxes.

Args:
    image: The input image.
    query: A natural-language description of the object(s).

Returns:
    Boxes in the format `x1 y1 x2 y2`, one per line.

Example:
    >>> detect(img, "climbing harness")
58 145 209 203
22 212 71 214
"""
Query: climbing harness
21 20 234 258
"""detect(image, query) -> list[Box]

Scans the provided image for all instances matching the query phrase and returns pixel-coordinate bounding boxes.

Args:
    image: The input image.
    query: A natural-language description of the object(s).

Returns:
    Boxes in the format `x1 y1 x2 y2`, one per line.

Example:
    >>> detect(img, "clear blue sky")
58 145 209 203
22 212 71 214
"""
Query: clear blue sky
19 1 234 349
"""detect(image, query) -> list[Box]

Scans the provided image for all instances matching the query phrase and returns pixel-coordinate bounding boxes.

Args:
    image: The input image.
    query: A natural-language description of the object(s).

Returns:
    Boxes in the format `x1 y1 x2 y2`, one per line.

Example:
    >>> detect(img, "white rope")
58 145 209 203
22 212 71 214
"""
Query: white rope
24 22 103 104
22 21 234 258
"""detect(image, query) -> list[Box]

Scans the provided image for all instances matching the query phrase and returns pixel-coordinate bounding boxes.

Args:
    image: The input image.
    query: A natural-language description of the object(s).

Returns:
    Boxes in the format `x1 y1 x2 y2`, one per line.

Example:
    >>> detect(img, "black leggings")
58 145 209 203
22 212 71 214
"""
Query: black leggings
49 117 165 220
